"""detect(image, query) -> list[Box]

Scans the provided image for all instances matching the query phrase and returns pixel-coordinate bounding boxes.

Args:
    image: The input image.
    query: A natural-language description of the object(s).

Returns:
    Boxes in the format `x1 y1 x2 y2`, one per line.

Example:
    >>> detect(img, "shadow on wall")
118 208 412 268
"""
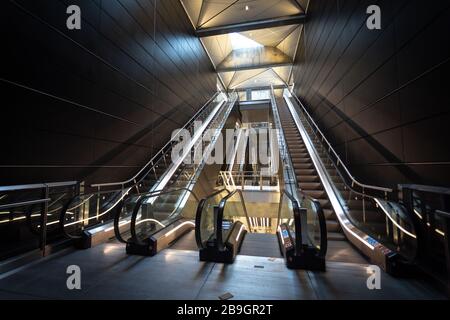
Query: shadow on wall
291 0 450 188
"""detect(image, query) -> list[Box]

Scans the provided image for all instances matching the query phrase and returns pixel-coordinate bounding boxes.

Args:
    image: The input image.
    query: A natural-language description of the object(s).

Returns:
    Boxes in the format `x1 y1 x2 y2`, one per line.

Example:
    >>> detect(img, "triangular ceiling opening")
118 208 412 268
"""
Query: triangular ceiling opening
229 33 263 50
181 0 309 91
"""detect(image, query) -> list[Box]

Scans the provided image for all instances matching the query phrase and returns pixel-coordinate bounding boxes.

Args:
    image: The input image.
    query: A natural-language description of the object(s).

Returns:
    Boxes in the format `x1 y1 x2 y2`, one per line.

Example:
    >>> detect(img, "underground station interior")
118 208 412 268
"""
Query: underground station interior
0 0 449 308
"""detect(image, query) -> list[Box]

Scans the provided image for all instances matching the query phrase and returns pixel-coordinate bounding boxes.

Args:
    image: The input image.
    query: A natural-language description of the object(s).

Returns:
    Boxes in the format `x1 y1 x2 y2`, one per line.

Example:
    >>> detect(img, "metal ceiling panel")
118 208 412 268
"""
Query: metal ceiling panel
199 0 302 29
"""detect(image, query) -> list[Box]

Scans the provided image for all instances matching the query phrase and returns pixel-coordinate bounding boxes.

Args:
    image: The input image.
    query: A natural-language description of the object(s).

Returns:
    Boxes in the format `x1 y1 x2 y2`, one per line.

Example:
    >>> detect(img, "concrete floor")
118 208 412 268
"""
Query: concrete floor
0 241 445 300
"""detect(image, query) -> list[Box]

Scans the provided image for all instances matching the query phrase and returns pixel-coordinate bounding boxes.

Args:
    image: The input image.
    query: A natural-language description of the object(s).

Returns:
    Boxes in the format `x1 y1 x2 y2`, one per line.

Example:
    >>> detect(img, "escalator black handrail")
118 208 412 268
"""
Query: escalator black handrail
216 189 250 251
91 92 222 190
195 188 230 249
277 188 328 258
277 189 303 252
114 187 199 243
128 187 200 245
309 198 328 258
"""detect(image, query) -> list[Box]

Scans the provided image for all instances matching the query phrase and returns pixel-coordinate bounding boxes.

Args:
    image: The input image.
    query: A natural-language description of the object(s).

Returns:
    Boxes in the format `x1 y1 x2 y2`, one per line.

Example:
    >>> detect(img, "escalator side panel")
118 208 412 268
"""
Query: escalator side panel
199 221 245 263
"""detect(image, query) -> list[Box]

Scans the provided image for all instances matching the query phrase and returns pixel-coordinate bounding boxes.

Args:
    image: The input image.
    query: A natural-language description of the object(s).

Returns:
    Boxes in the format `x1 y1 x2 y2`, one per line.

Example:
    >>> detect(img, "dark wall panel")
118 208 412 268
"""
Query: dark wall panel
292 0 450 188
0 0 217 185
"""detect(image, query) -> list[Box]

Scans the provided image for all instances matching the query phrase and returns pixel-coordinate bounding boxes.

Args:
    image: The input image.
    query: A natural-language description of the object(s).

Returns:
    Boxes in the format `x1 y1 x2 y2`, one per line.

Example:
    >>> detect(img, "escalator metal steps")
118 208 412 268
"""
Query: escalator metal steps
238 233 282 258
277 98 344 241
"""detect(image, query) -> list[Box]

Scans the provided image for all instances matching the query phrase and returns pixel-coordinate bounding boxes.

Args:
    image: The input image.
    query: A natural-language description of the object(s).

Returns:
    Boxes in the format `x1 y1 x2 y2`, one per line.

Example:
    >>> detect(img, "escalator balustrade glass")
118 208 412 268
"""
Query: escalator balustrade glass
196 189 230 249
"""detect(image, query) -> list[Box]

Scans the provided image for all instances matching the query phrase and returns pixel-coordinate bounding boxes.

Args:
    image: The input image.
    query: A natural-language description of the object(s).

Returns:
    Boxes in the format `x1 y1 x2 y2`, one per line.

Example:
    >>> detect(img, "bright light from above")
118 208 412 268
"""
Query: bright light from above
230 33 262 50
245 5 249 11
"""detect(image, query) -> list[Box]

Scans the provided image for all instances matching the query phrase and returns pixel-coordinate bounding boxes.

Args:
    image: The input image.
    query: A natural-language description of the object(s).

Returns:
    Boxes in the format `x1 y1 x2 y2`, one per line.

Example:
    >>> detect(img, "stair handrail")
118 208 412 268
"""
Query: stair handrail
287 89 393 196
195 188 231 249
216 189 251 251
91 91 222 190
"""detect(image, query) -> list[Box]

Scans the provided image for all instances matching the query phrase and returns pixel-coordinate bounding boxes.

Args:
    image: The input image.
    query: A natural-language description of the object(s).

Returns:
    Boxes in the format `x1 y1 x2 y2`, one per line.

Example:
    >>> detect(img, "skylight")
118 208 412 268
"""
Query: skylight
230 33 262 50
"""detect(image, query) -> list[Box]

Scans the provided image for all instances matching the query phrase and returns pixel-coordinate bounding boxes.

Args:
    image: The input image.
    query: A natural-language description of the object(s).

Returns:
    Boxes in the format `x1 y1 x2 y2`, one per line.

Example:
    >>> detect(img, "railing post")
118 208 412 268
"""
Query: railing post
362 188 366 224
439 211 450 296
277 193 283 228
40 185 49 257
260 172 263 191
96 186 101 222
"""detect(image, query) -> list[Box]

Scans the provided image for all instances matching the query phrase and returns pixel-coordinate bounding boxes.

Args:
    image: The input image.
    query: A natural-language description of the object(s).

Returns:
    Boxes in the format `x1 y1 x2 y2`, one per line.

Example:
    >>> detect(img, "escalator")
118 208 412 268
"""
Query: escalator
277 97 343 242
239 233 282 258
193 89 328 270
195 189 248 263
194 184 327 270
56 90 238 256
112 91 239 256
279 88 418 273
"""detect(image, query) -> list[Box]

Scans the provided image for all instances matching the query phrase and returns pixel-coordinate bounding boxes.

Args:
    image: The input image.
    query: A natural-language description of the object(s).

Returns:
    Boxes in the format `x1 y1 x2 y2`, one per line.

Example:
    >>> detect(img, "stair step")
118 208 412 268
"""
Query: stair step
326 220 341 232
323 209 335 220
289 147 307 152
293 163 314 169
299 182 323 190
328 231 346 241
291 155 308 160
295 169 316 176
316 199 331 208
302 189 325 198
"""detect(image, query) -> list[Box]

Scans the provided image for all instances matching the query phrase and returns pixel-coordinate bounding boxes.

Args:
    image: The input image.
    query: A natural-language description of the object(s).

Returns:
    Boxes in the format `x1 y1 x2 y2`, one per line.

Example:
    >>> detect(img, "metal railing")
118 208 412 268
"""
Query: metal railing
400 184 450 295
219 171 279 191
0 181 78 259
